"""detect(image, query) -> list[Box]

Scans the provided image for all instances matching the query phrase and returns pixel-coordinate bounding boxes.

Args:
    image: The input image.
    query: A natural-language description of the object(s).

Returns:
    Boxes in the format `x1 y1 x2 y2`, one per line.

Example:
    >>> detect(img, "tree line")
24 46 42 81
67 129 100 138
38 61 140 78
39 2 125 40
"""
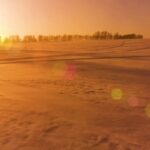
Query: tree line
0 31 143 43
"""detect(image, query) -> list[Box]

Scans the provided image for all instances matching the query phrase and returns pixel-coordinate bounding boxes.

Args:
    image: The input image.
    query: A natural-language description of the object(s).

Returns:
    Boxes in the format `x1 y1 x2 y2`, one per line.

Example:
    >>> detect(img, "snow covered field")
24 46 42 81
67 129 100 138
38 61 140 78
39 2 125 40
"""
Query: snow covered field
0 39 150 150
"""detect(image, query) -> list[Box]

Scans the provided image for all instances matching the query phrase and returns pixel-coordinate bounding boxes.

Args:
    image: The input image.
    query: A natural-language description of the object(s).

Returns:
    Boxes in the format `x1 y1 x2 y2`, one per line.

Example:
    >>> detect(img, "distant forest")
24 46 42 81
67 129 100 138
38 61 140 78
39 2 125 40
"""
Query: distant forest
0 31 143 43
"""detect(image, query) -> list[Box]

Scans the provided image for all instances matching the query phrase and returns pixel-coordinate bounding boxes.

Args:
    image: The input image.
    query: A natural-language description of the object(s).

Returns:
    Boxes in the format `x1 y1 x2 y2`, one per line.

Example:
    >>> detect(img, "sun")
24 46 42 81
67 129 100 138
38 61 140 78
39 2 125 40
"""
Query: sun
0 35 7 43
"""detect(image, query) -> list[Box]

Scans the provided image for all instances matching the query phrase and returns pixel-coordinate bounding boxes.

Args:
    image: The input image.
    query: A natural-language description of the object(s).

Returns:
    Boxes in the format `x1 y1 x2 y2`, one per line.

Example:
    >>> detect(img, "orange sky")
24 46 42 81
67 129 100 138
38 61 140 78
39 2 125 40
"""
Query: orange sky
0 0 150 37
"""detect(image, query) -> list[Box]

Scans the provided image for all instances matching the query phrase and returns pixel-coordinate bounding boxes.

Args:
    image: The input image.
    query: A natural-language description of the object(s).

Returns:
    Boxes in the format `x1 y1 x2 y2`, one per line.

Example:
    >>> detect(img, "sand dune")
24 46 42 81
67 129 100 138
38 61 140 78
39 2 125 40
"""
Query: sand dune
0 40 150 150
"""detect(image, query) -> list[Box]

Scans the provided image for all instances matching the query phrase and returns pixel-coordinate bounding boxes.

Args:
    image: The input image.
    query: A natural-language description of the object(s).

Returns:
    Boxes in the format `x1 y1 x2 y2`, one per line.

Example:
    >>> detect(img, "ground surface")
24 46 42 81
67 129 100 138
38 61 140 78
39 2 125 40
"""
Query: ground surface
0 40 150 150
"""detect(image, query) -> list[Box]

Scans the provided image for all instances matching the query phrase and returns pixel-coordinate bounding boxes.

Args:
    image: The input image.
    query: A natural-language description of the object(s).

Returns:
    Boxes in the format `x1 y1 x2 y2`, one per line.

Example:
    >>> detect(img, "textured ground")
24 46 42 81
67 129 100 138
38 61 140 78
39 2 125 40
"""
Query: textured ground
0 39 150 150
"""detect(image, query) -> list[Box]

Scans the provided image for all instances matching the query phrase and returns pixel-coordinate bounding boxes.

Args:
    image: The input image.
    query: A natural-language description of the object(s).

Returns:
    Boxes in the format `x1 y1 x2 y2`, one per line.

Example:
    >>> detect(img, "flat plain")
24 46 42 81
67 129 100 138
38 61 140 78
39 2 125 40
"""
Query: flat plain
0 39 150 150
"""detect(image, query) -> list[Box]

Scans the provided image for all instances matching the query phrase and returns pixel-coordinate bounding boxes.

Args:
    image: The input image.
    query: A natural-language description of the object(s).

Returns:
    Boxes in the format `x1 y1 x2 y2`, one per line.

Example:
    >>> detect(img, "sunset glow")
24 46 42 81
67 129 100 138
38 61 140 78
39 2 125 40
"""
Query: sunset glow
0 0 150 149
0 0 150 37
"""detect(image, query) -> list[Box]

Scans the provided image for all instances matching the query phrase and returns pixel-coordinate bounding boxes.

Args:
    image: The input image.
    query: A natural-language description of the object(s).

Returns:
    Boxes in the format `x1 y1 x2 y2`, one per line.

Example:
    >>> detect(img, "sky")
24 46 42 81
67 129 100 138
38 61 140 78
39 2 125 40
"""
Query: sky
0 0 150 37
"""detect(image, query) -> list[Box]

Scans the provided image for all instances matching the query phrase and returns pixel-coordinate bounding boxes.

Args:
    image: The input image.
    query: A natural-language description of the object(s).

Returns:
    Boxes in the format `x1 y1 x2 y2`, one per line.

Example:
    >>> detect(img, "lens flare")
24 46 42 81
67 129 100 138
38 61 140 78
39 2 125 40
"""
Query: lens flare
111 88 123 101
51 62 77 80
127 96 140 107
145 104 150 118
64 64 77 80
51 62 67 78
